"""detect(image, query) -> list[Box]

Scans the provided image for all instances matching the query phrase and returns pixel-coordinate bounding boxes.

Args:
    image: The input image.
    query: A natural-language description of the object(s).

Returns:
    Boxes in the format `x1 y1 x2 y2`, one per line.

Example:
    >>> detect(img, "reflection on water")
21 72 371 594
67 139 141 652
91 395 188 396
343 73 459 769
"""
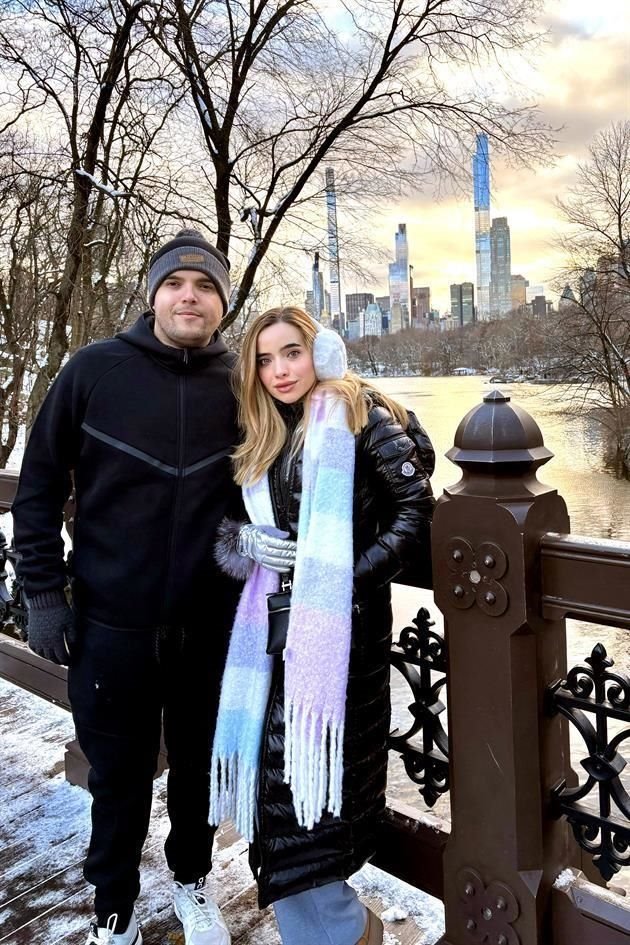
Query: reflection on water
376 377 630 818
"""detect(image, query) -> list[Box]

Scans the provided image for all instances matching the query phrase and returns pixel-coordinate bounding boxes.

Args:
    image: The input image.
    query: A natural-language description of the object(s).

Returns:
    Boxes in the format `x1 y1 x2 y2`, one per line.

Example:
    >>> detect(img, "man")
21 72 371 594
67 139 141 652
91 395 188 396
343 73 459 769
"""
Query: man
12 229 294 945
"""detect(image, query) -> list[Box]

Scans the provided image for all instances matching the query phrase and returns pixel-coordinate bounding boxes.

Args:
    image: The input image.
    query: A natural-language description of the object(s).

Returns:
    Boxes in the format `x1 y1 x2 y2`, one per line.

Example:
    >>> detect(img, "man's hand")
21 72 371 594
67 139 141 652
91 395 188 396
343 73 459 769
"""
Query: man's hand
237 524 297 573
26 593 77 666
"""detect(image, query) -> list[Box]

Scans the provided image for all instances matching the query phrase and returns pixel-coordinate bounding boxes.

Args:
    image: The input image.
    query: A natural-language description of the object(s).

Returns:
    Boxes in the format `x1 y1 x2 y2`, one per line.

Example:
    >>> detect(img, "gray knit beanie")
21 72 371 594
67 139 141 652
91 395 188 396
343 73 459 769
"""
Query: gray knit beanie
148 228 231 314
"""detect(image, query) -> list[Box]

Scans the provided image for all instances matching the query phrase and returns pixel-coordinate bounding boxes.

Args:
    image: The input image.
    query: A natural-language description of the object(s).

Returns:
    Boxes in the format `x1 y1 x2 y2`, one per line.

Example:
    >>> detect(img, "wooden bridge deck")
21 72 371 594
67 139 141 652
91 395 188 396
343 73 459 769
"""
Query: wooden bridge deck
0 676 444 945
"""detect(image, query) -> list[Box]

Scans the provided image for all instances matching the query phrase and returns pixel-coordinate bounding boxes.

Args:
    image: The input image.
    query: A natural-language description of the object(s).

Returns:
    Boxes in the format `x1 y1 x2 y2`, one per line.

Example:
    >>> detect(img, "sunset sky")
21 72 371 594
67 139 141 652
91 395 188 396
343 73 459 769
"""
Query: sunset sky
336 0 629 313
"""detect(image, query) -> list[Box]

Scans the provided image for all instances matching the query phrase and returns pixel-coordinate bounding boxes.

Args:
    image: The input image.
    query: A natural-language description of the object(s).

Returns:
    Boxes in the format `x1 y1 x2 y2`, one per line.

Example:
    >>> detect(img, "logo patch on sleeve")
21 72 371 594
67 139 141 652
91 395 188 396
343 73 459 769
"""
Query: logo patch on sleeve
401 461 415 477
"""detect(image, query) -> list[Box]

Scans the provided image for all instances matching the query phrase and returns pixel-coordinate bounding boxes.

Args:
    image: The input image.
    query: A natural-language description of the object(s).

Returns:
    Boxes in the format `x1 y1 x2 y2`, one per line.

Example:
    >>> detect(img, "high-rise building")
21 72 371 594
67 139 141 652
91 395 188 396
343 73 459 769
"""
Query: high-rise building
311 252 325 321
411 286 431 325
450 284 462 323
325 168 343 332
579 270 596 306
388 224 411 333
489 217 512 316
559 284 577 309
526 284 545 304
461 282 475 325
374 298 390 334
363 302 382 337
531 295 547 317
450 283 475 326
347 319 361 341
473 133 491 320
345 293 374 321
511 274 528 311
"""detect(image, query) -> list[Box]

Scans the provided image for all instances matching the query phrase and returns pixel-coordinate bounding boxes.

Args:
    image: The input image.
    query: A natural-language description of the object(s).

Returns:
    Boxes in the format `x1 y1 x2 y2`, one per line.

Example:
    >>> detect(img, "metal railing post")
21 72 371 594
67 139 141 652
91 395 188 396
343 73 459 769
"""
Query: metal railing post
433 390 573 945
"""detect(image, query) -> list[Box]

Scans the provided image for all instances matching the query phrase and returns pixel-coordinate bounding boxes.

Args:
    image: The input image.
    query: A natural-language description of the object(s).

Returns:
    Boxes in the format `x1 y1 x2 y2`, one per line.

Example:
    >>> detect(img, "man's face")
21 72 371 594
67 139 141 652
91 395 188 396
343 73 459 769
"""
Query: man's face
152 270 223 348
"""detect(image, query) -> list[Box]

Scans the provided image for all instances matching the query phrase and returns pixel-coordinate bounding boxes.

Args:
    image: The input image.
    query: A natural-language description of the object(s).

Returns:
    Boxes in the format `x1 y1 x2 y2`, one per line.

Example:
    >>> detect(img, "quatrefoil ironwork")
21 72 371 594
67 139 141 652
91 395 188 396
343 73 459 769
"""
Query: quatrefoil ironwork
447 537 509 617
457 868 520 944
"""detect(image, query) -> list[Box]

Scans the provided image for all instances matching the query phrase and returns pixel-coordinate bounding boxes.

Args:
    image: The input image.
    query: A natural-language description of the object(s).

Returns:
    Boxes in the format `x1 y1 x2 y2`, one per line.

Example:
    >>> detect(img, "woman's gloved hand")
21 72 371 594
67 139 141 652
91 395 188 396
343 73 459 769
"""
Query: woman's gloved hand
237 524 297 573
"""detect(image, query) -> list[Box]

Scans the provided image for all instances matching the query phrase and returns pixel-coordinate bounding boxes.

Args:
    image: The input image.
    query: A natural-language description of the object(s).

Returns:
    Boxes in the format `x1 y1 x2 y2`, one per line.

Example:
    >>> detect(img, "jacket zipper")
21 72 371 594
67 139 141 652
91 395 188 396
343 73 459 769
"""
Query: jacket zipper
161 350 188 622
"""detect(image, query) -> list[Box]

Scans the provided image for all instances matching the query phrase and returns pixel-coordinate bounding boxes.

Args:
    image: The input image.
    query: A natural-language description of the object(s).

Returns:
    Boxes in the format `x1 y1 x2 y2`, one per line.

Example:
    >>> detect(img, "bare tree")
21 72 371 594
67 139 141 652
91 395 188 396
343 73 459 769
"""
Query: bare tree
152 0 556 329
0 0 188 427
553 121 630 475
0 137 67 466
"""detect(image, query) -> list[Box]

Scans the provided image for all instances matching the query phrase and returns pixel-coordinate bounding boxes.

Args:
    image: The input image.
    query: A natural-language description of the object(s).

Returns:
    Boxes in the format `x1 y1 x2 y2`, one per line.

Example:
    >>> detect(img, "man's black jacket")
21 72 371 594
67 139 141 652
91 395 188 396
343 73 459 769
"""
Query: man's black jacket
12 313 242 630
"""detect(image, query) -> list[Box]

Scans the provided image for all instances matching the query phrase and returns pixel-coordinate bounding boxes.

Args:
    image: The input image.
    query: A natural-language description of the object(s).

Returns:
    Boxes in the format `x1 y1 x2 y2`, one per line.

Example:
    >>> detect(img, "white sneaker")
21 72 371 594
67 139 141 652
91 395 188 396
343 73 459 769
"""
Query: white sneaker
173 878 230 945
85 912 142 945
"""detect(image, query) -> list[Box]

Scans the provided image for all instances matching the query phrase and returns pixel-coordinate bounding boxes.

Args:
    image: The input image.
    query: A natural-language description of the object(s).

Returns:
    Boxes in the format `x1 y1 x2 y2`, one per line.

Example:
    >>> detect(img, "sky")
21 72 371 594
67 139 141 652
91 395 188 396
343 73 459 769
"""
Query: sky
335 0 630 313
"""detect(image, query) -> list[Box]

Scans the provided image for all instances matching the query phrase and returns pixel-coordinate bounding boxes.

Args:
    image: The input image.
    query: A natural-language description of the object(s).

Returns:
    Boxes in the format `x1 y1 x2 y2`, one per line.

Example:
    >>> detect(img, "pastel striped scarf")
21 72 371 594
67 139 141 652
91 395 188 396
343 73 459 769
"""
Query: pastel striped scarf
209 389 355 841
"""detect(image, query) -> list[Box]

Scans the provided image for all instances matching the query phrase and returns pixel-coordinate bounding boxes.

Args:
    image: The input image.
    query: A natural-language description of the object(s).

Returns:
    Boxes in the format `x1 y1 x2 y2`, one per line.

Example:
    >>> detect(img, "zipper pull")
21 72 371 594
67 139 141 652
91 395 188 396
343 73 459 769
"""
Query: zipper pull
183 349 189 365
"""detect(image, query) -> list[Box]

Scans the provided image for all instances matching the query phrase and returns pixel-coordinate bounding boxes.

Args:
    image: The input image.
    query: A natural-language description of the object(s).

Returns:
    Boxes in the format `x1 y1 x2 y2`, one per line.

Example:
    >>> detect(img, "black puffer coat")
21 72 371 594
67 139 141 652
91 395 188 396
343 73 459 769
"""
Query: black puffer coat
251 396 435 907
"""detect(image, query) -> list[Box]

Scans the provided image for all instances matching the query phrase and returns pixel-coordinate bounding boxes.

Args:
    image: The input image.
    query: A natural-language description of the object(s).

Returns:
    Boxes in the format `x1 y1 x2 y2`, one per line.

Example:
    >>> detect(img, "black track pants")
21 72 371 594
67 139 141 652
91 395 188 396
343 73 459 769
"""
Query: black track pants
68 619 225 928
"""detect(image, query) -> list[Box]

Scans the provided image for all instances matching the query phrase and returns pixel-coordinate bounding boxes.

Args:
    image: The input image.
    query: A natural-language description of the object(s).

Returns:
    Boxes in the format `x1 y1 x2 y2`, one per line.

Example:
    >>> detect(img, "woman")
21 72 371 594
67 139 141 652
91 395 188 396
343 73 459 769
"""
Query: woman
212 307 434 945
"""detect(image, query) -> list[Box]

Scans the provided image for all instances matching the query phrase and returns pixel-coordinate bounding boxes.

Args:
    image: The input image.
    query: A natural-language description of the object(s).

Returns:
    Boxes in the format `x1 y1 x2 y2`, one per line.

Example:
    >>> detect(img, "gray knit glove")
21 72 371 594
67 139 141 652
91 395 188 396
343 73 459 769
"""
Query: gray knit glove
26 591 78 666
237 524 297 573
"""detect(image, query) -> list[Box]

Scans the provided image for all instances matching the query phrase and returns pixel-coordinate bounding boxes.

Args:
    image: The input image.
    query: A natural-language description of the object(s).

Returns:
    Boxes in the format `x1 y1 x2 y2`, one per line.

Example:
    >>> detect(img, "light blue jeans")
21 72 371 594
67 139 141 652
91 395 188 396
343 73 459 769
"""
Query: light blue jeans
273 880 367 945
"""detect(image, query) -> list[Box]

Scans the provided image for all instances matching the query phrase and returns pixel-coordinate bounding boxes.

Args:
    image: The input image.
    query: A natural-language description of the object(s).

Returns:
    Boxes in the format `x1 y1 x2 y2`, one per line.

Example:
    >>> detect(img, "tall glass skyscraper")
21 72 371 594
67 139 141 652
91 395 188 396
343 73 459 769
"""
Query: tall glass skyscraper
450 282 475 326
473 133 491 320
388 223 410 333
489 217 512 316
325 168 343 332
311 252 324 321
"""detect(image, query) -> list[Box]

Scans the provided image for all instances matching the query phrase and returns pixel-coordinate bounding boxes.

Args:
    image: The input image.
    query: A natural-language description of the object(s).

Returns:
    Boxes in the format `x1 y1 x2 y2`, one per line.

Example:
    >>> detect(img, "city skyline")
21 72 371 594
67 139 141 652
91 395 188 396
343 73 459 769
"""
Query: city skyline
310 0 627 314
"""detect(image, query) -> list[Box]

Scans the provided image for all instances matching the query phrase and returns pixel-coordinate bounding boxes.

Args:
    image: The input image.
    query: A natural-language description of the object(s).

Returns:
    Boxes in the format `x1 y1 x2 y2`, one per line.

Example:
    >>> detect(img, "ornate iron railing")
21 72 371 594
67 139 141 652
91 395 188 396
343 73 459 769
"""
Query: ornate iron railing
548 642 630 881
388 606 449 807
0 530 27 640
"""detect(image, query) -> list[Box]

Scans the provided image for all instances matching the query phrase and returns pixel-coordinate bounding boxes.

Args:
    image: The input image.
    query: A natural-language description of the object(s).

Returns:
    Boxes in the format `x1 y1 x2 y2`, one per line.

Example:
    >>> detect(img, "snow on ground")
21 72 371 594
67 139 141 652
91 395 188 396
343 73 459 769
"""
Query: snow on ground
350 862 445 944
4 677 446 943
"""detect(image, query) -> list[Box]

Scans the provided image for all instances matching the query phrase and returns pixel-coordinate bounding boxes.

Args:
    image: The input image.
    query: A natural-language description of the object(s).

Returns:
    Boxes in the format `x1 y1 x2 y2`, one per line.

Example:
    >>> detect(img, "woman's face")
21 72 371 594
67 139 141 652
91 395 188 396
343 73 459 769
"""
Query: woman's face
256 321 317 404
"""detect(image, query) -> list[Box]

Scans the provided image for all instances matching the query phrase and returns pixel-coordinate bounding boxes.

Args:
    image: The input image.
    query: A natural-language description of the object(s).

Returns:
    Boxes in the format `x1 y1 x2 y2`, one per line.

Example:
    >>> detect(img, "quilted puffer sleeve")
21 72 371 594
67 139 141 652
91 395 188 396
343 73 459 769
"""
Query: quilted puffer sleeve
353 405 435 596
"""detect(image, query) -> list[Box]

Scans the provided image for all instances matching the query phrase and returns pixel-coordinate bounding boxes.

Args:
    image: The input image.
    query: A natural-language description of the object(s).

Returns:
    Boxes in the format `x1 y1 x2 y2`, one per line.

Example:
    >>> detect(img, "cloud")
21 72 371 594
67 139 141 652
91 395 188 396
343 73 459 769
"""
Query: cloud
296 1 630 315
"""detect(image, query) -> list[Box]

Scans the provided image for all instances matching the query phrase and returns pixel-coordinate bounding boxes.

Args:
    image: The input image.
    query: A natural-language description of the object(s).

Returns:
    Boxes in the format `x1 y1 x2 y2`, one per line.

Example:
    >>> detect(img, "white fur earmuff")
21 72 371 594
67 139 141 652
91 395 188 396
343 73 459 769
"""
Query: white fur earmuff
312 326 347 380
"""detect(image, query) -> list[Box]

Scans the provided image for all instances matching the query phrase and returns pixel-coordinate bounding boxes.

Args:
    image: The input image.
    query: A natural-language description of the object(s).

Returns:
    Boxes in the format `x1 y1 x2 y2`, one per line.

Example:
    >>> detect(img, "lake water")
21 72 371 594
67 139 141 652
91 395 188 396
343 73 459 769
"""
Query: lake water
379 375 630 817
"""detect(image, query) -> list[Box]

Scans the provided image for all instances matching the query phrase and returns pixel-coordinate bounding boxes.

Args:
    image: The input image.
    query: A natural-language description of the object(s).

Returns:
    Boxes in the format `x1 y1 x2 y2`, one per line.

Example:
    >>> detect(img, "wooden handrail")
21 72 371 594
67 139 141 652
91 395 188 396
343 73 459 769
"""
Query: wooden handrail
0 469 19 514
541 533 630 630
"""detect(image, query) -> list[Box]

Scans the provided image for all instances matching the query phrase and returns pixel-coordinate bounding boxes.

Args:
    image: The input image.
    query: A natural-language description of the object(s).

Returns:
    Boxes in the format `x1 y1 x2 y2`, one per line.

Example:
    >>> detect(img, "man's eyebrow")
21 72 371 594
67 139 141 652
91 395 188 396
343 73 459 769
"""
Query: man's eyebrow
167 274 213 281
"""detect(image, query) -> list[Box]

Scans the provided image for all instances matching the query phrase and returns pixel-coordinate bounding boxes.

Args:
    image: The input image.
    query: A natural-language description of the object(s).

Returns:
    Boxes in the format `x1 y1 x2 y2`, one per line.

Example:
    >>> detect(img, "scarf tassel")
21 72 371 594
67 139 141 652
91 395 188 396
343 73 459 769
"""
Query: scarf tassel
285 702 345 831
210 753 258 843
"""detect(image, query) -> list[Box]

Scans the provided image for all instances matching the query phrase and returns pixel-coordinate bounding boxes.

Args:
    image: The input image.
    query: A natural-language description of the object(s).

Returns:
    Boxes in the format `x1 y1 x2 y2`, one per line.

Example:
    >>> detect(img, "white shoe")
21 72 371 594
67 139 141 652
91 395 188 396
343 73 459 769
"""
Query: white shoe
85 912 142 944
173 878 230 945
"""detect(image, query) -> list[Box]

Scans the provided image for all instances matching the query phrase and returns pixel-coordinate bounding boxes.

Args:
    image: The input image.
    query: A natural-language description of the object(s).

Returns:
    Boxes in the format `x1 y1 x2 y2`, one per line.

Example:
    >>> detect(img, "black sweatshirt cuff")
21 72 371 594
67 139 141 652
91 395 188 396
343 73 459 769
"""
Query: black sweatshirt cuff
29 590 68 610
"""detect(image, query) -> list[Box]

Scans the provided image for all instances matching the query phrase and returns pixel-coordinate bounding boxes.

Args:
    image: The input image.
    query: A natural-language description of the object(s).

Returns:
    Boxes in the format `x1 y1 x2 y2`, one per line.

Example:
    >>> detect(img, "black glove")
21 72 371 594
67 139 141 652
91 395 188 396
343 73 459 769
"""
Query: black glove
26 591 77 666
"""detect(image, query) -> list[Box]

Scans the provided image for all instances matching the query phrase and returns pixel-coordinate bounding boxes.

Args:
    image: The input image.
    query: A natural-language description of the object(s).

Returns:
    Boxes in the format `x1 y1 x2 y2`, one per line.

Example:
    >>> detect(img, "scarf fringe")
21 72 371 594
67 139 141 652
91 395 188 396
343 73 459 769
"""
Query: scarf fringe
285 701 345 830
209 752 258 843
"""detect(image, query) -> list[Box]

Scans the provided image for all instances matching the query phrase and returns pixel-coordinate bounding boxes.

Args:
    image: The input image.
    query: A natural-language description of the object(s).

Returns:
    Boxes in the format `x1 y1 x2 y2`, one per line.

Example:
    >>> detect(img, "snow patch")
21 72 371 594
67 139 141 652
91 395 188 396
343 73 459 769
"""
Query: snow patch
554 868 576 890
75 168 130 200
350 862 445 943
384 931 402 945
382 904 408 921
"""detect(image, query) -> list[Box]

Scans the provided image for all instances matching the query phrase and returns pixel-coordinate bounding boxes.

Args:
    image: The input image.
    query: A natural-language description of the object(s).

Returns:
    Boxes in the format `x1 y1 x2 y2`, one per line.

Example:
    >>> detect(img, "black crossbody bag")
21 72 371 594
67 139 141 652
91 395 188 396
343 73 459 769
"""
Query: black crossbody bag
266 576 292 655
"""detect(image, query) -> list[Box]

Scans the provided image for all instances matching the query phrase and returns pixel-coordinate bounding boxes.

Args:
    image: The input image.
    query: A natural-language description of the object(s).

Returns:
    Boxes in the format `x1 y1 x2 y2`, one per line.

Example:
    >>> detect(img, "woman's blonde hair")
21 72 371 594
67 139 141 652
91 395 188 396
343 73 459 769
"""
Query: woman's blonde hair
232 306 408 485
